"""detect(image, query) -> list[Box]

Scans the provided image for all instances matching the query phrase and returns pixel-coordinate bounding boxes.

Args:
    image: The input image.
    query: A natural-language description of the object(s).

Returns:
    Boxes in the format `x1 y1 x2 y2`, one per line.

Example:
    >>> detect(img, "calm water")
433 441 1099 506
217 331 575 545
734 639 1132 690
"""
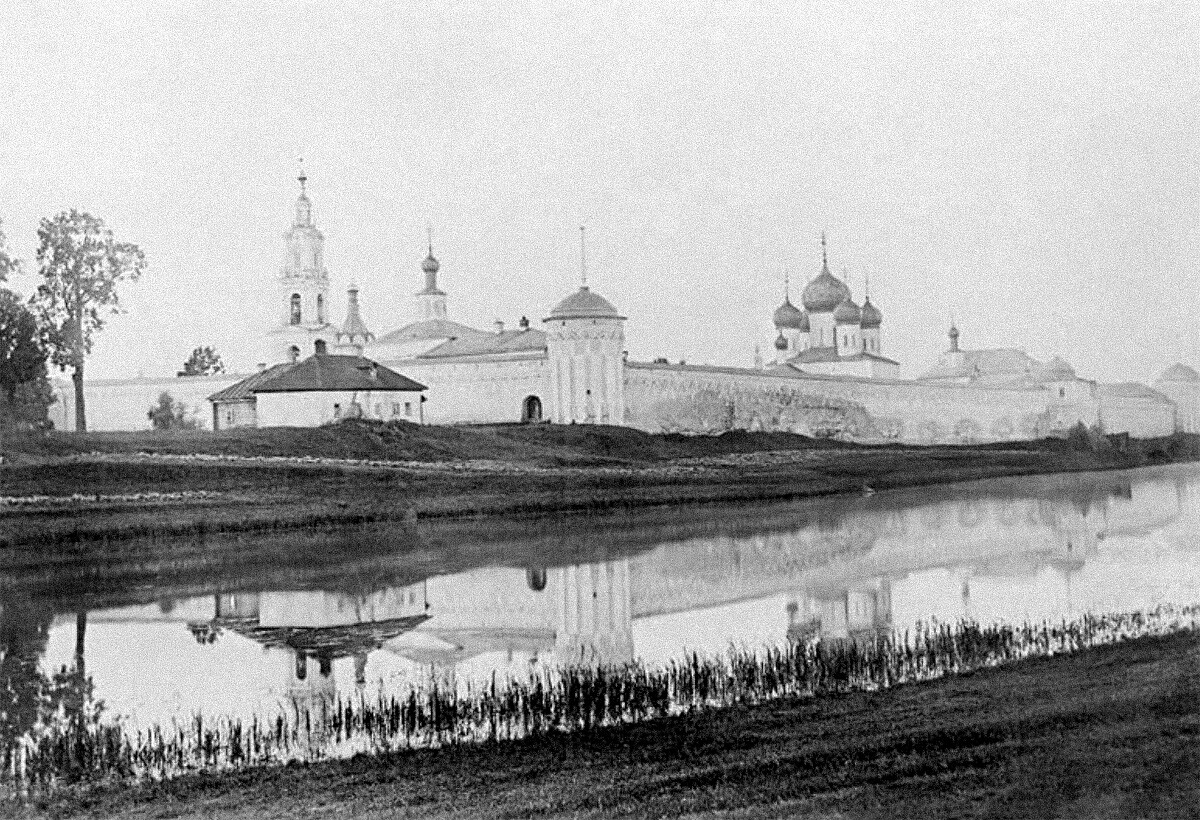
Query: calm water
6 463 1200 752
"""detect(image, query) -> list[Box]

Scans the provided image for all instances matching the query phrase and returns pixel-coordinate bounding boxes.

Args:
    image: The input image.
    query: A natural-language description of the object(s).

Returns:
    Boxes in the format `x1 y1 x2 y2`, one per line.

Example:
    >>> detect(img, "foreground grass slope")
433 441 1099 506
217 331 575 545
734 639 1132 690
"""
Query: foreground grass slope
2 422 1197 548
24 630 1200 820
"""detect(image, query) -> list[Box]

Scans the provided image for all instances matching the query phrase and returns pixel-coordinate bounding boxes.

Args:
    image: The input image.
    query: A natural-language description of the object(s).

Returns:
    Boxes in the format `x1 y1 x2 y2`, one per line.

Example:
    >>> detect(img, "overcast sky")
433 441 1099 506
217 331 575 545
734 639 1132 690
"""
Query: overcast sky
0 1 1196 381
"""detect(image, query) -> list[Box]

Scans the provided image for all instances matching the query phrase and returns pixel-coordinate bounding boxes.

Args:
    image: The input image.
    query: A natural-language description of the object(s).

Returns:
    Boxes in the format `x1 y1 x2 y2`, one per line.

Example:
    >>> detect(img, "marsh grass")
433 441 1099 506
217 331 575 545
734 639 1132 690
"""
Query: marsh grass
6 604 1199 799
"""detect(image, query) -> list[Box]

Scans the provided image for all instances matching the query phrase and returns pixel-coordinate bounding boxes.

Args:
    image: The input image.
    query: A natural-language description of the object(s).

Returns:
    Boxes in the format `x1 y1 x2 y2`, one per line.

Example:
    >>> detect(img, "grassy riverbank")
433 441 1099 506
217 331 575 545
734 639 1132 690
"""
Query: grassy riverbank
19 629 1200 819
2 422 1197 548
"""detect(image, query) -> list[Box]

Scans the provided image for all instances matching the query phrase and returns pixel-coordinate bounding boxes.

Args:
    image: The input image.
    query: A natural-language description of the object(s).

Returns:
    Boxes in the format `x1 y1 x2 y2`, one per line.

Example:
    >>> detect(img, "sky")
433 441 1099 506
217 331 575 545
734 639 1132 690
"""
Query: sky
0 1 1196 381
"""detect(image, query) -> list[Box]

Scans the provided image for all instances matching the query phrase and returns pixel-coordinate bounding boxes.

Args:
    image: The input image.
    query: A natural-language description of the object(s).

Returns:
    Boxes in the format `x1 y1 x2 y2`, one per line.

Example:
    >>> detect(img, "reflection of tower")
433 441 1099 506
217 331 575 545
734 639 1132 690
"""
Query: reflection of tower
786 578 893 644
554 560 634 666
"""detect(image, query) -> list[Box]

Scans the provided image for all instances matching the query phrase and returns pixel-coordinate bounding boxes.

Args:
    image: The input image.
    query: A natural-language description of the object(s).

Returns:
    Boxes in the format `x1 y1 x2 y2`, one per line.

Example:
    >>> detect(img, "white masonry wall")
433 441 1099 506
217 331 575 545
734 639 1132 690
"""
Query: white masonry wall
385 355 551 425
52 373 244 431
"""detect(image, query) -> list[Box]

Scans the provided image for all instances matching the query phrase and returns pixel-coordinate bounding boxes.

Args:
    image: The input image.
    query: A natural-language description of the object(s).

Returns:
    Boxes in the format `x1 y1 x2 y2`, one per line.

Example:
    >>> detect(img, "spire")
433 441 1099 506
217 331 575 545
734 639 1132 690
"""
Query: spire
784 268 790 302
339 282 373 346
427 222 433 257
864 270 871 300
293 160 313 228
820 231 828 270
580 225 588 289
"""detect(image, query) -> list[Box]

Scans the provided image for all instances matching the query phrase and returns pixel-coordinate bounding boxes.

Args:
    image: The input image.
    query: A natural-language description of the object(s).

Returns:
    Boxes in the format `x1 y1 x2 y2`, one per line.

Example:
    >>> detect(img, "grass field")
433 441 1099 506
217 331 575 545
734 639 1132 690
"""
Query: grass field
18 629 1200 820
2 421 1196 548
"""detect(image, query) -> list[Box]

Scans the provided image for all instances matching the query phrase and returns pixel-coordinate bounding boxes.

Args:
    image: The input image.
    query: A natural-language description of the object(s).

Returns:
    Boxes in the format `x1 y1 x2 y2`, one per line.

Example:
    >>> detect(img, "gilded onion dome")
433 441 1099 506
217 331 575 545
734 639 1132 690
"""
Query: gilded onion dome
833 297 861 325
860 297 882 329
801 265 851 313
774 332 789 351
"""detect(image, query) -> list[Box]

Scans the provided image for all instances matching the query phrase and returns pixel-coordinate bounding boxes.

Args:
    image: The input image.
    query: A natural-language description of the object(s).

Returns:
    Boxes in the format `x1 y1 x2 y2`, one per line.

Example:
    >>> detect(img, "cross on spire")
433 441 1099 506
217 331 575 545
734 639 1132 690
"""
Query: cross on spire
427 222 433 256
297 157 307 194
864 269 871 300
820 231 828 268
784 268 790 302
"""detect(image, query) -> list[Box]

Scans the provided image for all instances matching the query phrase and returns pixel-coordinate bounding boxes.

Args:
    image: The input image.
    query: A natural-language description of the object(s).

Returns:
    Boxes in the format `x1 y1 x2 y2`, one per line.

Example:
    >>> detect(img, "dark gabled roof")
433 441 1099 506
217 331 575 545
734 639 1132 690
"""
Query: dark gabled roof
208 363 296 402
252 354 426 393
418 328 548 359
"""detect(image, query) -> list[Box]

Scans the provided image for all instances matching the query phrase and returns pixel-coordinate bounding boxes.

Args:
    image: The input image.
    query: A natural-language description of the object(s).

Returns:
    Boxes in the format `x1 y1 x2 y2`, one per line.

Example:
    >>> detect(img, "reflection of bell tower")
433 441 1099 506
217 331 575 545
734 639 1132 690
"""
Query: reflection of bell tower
554 560 634 666
264 165 335 364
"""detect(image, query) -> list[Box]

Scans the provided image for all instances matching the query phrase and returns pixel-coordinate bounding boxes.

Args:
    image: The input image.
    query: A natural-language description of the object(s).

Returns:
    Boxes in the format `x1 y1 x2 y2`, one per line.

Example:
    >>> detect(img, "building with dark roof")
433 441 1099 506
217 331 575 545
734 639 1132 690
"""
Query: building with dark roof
209 354 426 429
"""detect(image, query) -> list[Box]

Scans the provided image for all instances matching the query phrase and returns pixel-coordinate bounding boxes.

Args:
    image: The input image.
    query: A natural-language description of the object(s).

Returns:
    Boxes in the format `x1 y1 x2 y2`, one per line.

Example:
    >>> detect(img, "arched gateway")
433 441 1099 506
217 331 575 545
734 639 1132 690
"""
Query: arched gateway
522 395 543 423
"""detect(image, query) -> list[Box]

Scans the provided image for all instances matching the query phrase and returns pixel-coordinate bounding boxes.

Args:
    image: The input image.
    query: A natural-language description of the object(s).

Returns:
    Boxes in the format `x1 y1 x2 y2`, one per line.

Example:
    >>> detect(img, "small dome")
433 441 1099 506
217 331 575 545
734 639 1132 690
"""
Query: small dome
1158 363 1200 383
801 264 851 313
773 300 805 329
833 297 861 325
774 333 788 351
1036 356 1076 381
860 297 882 329
545 286 624 321
421 252 440 274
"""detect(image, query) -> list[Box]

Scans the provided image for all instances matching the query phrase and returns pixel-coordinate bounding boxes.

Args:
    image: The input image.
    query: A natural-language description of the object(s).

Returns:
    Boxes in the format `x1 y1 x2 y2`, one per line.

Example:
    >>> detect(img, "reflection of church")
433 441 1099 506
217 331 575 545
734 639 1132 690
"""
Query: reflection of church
65 465 1200 721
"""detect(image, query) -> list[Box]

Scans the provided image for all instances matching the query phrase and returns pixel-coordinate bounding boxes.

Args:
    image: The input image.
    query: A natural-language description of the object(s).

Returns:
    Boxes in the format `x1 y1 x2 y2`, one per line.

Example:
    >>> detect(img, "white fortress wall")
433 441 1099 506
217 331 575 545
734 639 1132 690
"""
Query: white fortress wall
51 373 244 431
388 355 551 425
1096 392 1176 438
624 363 1070 444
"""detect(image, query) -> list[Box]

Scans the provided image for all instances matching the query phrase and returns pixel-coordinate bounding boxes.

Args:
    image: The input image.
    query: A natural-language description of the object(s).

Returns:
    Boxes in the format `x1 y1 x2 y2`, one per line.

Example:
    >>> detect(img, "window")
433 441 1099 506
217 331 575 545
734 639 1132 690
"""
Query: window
404 402 413 416
374 403 382 417
333 403 341 418
316 294 325 324
290 294 301 325
314 339 327 355
391 402 401 416
1059 387 1066 398
288 345 300 362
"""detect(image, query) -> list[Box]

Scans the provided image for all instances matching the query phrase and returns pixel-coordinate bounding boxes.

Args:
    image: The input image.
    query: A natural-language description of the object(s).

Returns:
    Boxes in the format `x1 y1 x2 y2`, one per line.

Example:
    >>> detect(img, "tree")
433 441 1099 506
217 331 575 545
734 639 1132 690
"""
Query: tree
0 218 21 282
0 289 52 427
147 391 199 430
29 211 146 432
178 345 225 377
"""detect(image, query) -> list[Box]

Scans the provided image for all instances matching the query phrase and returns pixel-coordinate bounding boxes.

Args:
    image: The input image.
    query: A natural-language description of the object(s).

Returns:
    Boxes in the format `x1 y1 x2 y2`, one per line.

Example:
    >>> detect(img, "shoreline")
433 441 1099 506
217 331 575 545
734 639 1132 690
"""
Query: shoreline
17 628 1200 819
2 423 1198 549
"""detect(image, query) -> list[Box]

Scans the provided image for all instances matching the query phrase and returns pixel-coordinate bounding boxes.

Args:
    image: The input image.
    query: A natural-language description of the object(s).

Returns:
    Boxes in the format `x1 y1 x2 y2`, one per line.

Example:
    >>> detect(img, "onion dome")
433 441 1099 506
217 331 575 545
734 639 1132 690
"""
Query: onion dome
1158 363 1200 383
421 252 440 274
774 332 789 351
546 286 624 321
773 299 805 329
801 268 851 313
833 297 861 325
860 297 882 329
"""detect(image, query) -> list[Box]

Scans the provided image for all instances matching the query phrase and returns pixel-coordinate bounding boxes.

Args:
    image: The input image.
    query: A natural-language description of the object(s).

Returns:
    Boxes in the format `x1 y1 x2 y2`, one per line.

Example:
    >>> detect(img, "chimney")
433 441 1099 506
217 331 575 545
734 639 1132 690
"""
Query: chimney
494 319 505 334
518 315 530 331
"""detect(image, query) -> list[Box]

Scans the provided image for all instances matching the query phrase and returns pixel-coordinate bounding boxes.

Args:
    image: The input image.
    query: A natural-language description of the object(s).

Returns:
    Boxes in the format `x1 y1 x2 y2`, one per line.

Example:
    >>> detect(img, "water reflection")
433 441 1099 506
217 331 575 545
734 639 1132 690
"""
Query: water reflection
9 464 1200 736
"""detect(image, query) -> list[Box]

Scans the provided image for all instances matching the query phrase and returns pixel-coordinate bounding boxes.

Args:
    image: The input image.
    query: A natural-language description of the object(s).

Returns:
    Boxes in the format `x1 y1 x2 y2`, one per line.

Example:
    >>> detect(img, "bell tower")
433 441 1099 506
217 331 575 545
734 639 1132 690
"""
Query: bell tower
264 164 334 363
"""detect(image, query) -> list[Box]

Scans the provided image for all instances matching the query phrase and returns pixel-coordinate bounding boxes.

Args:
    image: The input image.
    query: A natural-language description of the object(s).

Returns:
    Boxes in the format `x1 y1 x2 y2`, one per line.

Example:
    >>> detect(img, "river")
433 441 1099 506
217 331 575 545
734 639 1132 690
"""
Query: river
5 463 1200 774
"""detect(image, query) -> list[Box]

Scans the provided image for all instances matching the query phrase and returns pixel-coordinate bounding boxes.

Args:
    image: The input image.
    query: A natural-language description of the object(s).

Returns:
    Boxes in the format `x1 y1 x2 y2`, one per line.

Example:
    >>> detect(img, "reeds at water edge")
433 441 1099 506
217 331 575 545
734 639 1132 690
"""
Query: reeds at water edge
7 604 1200 799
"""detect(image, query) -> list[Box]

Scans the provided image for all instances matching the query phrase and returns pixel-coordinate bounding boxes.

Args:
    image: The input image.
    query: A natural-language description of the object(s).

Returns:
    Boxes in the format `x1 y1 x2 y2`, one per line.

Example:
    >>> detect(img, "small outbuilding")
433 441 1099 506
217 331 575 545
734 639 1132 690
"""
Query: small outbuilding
209 354 427 430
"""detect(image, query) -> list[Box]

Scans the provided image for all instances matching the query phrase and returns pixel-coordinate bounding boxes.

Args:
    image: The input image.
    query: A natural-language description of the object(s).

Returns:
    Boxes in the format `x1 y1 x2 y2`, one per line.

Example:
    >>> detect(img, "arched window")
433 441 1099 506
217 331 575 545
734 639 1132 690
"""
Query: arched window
314 339 327 355
316 294 325 324
290 293 301 325
294 652 307 681
526 567 547 592
288 345 300 363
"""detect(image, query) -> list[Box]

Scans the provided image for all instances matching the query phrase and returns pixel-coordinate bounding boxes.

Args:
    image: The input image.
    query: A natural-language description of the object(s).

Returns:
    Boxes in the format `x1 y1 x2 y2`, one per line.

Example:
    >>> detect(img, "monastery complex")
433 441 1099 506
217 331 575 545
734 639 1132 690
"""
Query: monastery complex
53 174 1200 444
